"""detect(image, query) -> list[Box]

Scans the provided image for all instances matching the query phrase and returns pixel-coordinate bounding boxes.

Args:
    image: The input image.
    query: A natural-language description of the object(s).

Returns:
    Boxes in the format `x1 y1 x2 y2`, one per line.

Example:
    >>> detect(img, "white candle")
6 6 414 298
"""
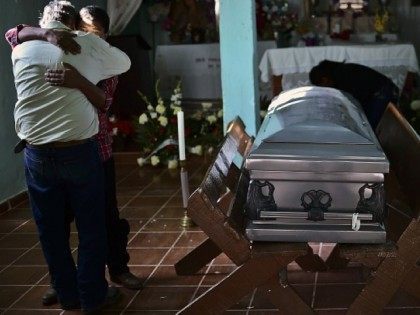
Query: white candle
177 110 186 161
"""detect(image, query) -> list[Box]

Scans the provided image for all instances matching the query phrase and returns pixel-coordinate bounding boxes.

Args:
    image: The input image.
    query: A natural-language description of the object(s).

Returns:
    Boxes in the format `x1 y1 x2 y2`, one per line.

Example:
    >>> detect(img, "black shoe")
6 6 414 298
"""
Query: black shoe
42 287 58 306
82 286 121 315
110 272 143 290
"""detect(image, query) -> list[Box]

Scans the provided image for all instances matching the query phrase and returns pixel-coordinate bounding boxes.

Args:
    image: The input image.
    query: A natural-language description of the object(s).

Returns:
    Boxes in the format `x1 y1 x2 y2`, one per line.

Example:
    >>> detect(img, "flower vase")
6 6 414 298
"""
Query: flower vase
275 31 291 48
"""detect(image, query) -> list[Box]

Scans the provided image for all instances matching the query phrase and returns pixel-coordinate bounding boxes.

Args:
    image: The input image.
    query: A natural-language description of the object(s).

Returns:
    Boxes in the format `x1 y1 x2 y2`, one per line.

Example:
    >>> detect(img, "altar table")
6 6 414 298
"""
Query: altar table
259 44 419 95
155 41 275 100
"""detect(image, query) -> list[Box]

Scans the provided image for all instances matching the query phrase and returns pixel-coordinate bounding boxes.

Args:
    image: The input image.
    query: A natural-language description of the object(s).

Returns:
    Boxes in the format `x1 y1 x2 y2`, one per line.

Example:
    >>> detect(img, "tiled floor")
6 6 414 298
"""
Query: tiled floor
0 156 419 314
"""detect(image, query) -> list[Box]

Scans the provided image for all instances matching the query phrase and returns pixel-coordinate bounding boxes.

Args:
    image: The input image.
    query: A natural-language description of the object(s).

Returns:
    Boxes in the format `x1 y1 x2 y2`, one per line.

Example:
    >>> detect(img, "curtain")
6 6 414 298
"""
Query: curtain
107 0 144 35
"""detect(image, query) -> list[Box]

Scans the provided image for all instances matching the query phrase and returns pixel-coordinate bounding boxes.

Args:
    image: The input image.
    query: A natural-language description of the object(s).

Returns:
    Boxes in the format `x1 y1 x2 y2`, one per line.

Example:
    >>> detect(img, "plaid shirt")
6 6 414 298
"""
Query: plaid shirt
96 77 118 161
5 25 118 161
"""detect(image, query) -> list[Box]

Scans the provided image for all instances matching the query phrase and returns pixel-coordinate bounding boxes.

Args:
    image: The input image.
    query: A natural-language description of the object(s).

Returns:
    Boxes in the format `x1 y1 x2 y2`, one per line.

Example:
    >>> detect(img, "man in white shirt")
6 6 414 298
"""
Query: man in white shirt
10 1 130 313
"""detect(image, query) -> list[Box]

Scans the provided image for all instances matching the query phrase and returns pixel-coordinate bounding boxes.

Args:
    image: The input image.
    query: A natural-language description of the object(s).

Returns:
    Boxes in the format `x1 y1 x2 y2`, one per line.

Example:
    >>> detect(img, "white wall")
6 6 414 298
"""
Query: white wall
394 0 420 57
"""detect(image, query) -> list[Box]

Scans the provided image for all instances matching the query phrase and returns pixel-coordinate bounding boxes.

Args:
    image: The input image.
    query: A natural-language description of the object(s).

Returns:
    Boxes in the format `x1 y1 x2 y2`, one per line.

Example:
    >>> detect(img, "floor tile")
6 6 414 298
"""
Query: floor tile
127 286 197 311
174 232 207 247
13 248 47 266
127 219 147 233
120 207 159 219
12 285 60 309
201 265 238 285
0 266 48 285
4 310 62 314
313 284 365 309
0 220 27 234
316 267 365 284
128 232 181 248
127 248 168 265
161 248 197 265
14 221 38 233
0 208 32 220
143 219 184 232
147 266 203 286
0 286 29 308
0 249 27 265
126 196 169 208
156 207 185 219
0 234 39 249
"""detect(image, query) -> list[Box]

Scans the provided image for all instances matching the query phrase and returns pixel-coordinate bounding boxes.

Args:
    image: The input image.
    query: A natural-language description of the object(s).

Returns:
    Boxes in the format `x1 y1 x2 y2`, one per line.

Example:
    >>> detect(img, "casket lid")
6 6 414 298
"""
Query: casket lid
246 87 389 173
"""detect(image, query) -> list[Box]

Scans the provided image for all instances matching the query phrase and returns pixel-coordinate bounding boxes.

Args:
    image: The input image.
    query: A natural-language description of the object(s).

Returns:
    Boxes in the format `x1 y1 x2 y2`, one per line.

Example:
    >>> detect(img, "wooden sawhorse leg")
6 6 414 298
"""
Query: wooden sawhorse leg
175 238 222 276
177 245 310 315
347 219 420 314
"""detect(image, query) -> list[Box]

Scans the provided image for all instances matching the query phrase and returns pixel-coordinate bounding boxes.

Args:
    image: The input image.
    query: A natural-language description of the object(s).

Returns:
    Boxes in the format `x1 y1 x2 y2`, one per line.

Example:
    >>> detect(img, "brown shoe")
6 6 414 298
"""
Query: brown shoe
110 272 143 290
42 286 58 306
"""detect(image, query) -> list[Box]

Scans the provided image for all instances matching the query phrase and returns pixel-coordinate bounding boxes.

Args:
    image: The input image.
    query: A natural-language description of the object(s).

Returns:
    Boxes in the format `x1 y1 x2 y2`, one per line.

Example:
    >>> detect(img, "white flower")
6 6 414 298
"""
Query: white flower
158 116 168 127
137 157 146 167
171 95 178 102
139 113 148 124
176 93 182 99
173 106 182 115
151 155 160 166
112 127 118 136
147 105 154 111
167 159 178 169
201 102 212 110
262 5 269 12
206 115 217 124
207 146 214 154
150 112 157 119
109 115 116 123
156 103 165 114
217 109 223 118
410 100 420 111
190 145 203 156
260 110 267 118
175 100 181 106
272 5 278 12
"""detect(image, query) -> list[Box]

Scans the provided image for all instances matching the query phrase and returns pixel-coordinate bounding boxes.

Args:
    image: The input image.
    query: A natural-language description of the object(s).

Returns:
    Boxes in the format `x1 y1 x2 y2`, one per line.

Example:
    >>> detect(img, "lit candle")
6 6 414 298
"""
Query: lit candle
177 110 186 161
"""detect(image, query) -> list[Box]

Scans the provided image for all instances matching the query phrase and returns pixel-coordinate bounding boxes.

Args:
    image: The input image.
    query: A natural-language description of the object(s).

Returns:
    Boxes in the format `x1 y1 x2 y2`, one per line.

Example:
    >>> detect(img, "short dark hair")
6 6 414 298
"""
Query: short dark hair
39 1 77 28
309 60 343 85
79 5 110 34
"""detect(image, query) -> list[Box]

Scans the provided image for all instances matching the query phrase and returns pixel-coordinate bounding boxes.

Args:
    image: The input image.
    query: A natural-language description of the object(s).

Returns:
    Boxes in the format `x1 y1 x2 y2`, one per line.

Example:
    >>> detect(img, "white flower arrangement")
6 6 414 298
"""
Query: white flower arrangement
217 109 223 118
206 115 217 124
112 127 118 136
167 159 178 169
150 112 157 119
137 157 146 167
139 113 148 124
410 100 420 111
156 103 165 114
109 115 116 123
190 145 203 156
201 102 213 110
151 155 160 166
158 116 168 127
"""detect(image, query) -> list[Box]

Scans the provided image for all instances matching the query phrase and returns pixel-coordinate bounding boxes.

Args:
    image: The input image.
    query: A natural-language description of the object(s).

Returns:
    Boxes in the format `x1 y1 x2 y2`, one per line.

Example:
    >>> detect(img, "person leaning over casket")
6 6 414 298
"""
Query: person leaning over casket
309 60 399 129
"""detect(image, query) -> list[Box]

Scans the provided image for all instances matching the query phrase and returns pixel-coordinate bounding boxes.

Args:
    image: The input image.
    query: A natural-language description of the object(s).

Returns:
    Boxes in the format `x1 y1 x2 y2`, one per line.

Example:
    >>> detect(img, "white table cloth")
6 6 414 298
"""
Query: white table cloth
259 44 419 93
155 41 276 100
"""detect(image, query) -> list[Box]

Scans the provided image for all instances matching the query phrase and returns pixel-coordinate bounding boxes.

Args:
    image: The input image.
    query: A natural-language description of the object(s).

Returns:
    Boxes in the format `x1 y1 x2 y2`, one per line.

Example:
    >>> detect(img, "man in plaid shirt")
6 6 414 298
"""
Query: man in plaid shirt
5 5 142 306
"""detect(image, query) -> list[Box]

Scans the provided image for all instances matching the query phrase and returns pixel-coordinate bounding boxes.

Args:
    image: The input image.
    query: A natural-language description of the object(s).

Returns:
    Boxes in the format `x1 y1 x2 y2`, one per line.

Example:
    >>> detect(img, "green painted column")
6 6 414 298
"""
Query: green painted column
219 0 260 136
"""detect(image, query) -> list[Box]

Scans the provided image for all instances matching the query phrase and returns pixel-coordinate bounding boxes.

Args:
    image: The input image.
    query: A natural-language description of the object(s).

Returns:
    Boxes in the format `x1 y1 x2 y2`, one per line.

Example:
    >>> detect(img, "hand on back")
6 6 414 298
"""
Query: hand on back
45 29 81 55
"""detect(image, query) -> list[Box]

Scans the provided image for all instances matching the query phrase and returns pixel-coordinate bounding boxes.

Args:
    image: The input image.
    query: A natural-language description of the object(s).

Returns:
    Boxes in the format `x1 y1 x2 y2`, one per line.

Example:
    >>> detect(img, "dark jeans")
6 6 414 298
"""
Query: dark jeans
24 140 108 310
60 157 130 275
365 82 399 130
103 157 130 276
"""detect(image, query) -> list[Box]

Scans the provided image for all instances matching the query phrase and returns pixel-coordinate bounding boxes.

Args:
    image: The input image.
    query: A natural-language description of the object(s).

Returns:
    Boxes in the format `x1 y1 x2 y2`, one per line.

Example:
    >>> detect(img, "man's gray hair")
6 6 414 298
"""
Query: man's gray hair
39 1 77 28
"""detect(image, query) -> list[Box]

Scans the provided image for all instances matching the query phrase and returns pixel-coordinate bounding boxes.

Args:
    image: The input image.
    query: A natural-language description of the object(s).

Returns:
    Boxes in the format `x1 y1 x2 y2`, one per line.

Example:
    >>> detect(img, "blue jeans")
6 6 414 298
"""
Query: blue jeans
24 140 108 310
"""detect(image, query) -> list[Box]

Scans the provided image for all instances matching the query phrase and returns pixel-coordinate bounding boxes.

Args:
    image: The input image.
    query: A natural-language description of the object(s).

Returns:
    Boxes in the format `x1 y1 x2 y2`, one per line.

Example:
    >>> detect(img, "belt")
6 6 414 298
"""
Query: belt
26 139 91 149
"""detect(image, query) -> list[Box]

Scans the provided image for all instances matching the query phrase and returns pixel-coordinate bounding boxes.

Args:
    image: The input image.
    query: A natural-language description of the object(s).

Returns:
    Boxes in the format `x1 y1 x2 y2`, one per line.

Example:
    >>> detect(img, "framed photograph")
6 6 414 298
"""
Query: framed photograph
412 0 420 6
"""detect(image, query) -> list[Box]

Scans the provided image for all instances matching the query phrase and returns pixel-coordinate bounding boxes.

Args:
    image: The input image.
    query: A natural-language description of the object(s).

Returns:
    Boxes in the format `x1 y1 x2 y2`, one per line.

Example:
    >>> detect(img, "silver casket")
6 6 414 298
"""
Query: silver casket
245 87 389 244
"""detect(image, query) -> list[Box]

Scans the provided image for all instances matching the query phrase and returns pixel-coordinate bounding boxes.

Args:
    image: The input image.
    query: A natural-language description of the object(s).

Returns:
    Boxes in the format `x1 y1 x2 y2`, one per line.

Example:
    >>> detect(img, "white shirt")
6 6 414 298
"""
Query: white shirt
12 21 131 145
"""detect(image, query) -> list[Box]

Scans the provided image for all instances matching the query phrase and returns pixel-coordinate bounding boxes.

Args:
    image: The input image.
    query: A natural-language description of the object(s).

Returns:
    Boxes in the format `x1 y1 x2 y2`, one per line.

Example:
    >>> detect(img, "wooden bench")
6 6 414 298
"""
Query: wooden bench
176 105 419 314
325 104 420 314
